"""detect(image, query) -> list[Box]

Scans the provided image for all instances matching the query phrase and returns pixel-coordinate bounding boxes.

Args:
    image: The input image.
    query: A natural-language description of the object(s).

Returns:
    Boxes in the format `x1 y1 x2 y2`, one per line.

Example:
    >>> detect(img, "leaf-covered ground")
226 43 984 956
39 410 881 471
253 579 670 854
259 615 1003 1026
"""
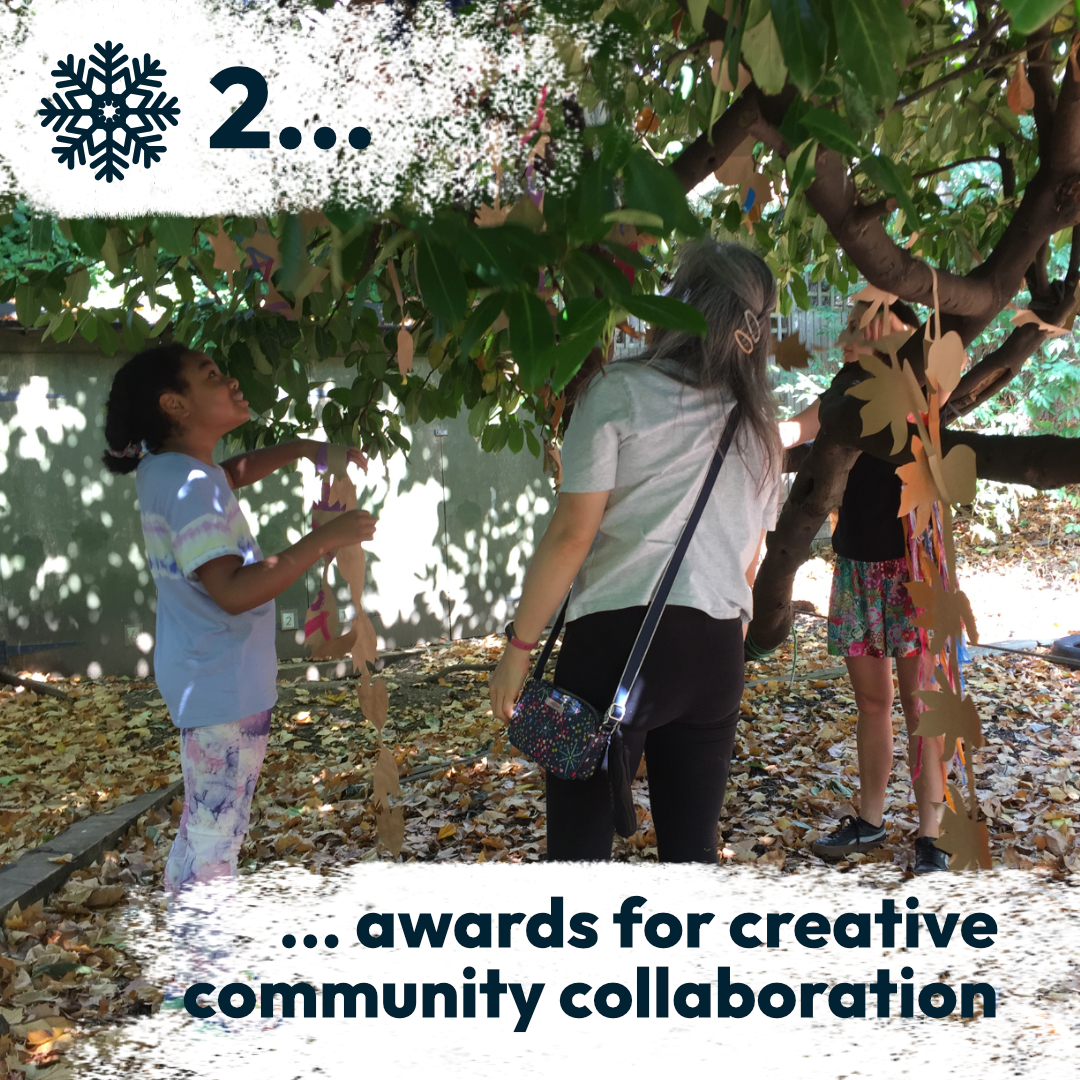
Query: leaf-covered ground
1 493 1078 1077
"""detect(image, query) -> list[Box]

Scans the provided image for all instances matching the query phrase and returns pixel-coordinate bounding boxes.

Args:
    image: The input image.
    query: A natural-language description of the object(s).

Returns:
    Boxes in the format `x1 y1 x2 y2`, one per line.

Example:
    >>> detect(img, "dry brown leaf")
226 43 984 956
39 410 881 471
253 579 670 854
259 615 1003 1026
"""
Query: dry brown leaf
846 354 926 454
773 333 812 371
937 782 991 870
914 665 985 758
84 885 125 908
1007 60 1035 114
906 553 980 654
709 42 752 92
357 676 390 733
635 107 660 134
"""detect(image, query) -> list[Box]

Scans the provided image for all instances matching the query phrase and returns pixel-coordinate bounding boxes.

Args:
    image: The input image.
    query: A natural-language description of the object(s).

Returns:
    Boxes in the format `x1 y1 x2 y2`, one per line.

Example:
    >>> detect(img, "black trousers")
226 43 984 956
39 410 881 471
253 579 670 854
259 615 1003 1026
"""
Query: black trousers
544 605 745 864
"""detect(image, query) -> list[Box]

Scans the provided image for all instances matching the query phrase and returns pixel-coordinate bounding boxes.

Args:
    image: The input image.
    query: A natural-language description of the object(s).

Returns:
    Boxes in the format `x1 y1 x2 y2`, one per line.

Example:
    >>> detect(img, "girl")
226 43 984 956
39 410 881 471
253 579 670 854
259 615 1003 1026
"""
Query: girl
488 241 783 863
102 342 375 896
781 312 947 873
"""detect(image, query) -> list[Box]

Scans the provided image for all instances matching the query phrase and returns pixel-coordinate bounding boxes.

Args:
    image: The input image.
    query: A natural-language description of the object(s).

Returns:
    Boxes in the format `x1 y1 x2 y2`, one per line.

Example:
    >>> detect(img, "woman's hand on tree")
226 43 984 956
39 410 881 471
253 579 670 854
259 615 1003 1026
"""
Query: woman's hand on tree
489 646 532 722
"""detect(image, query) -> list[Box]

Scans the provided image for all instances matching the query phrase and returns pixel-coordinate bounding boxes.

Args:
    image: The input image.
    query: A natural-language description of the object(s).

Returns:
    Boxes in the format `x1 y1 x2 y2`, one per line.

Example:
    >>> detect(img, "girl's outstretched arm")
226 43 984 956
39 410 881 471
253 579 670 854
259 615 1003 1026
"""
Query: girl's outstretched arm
220 440 367 489
195 509 376 615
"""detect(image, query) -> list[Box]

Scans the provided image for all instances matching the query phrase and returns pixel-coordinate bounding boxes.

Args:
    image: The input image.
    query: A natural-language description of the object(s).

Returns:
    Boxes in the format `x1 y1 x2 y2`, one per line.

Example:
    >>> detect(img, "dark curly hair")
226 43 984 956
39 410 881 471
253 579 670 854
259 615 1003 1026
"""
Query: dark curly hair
102 342 192 475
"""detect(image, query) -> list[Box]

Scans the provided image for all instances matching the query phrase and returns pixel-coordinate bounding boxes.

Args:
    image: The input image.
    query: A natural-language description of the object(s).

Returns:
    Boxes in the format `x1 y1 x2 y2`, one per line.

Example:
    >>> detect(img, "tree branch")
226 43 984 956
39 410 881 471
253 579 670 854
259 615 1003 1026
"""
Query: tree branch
1027 31 1058 147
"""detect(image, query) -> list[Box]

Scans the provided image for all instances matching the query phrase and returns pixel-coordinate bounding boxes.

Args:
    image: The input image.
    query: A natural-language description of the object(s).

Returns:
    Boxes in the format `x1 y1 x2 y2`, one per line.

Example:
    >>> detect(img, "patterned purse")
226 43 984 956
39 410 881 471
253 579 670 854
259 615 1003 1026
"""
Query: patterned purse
507 405 742 797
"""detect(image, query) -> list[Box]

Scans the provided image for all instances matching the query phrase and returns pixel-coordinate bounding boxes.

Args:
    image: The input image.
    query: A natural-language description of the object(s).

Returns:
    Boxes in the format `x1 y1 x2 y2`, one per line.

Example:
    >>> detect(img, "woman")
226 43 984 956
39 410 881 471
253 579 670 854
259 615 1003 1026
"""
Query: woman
488 240 782 863
781 312 947 874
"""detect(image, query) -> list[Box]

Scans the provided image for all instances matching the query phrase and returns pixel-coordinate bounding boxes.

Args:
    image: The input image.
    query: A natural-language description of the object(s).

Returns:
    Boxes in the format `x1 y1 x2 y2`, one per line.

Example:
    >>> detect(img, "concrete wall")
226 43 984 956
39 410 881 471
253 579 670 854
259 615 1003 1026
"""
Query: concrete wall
0 329 554 677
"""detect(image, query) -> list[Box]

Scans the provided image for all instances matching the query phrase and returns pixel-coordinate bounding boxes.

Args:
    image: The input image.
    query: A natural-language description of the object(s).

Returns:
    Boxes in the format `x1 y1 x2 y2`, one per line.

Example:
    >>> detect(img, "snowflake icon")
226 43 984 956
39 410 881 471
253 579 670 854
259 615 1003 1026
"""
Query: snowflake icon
38 41 180 183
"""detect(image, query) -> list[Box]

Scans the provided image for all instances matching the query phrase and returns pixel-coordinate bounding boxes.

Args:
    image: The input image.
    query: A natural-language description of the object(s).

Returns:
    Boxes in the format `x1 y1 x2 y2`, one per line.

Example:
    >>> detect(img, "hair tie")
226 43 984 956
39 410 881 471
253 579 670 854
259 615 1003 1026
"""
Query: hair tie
733 308 763 355
105 442 143 459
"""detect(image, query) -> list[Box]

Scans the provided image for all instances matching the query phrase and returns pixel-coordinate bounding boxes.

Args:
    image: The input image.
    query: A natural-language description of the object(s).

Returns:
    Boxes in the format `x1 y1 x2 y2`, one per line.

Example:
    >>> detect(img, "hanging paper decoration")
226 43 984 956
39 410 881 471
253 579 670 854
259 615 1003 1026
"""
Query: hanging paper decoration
842 271 990 871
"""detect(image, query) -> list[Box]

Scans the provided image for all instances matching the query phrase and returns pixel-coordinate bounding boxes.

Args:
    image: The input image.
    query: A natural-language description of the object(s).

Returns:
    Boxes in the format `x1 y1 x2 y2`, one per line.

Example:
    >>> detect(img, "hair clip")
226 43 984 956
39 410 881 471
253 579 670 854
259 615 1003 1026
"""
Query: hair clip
105 442 143 459
733 308 762 355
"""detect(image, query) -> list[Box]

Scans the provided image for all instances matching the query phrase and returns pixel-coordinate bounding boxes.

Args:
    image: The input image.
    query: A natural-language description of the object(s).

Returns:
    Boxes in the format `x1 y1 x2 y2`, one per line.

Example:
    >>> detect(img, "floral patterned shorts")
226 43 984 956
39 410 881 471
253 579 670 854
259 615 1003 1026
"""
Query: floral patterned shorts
827 556 921 659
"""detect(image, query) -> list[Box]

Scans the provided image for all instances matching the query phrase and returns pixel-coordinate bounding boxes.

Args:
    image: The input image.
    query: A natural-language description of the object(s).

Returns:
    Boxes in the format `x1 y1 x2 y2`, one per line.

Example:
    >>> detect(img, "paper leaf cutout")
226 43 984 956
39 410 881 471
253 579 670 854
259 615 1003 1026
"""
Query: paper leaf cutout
336 542 366 603
846 354 926 455
303 570 357 659
1010 308 1069 336
324 444 351 482
204 218 242 285
376 804 405 857
1007 60 1034 114
850 284 898 331
239 217 281 280
352 610 379 676
774 333 811 371
897 436 977 534
906 554 980 655
914 665 985 759
373 746 401 802
709 42 752 92
357 676 390 734
925 330 967 400
474 202 512 227
937 782 991 870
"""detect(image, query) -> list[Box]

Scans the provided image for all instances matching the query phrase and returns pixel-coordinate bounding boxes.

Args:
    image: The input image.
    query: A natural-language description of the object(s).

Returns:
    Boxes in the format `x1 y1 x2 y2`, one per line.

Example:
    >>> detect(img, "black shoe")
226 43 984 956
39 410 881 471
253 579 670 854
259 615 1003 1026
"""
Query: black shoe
811 815 887 859
913 836 949 873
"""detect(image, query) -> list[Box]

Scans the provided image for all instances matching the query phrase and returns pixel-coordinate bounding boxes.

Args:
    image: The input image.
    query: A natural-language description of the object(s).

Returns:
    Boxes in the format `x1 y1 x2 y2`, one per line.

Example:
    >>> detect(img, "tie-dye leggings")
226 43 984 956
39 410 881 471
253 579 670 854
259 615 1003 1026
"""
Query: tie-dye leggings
163 709 271 897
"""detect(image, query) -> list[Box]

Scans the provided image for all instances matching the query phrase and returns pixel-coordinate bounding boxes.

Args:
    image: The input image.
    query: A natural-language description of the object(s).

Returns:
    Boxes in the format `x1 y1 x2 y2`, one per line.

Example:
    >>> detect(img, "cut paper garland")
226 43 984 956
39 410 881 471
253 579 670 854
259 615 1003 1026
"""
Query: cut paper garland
302 444 401 856
843 276 991 869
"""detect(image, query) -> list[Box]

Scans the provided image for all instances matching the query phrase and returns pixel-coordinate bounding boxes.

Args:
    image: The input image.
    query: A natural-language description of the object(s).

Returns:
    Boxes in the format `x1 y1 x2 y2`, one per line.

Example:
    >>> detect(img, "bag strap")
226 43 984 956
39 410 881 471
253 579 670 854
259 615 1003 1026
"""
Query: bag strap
531 403 742 696
605 402 741 727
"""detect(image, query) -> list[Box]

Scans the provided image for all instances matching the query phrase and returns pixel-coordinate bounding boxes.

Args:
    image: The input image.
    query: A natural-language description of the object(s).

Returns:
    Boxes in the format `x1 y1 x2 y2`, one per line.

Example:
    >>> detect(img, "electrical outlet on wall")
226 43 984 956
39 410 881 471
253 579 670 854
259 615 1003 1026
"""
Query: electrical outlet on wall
280 610 298 630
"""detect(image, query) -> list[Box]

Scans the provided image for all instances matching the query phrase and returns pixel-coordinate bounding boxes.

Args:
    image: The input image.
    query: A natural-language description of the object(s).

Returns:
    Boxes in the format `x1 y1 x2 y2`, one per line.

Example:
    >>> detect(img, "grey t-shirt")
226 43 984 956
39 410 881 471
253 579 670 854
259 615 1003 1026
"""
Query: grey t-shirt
559 361 781 624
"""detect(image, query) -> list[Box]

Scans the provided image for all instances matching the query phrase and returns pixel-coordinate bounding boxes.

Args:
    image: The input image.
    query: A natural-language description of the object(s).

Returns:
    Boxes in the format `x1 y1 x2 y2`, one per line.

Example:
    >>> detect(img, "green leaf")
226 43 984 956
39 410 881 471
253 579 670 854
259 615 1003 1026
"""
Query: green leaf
841 74 880 132
741 12 788 95
834 0 907 107
770 0 828 97
468 394 495 438
415 236 468 326
449 225 529 289
136 243 158 304
602 209 665 229
62 268 90 306
799 108 864 158
564 250 632 303
459 293 506 358
29 215 55 253
13 283 38 327
1001 0 1069 34
505 291 555 389
622 149 701 236
543 298 610 393
789 273 810 310
572 158 619 243
623 294 708 337
686 0 709 31
785 138 818 193
860 153 919 227
153 216 194 256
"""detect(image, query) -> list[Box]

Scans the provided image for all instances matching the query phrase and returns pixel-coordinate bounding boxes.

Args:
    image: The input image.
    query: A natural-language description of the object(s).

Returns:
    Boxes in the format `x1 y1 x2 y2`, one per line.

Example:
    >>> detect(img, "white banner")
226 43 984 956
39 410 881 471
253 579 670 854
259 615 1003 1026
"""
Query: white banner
70 863 1080 1078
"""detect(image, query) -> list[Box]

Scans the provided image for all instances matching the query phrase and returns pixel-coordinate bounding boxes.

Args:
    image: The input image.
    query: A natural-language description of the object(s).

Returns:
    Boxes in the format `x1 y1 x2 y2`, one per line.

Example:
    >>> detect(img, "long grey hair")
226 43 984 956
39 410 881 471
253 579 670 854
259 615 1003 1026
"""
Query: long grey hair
630 239 782 489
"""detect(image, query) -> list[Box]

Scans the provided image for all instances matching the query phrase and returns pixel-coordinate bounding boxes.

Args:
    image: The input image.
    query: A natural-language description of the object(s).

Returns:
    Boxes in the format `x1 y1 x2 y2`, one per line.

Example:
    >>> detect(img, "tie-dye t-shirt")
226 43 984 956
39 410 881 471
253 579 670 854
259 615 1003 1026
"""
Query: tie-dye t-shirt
136 452 277 728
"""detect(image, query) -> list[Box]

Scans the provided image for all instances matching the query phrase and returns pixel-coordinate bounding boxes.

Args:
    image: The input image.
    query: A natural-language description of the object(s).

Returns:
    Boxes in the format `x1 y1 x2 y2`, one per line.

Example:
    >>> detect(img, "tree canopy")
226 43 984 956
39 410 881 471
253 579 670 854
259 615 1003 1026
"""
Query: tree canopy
3 0 1080 646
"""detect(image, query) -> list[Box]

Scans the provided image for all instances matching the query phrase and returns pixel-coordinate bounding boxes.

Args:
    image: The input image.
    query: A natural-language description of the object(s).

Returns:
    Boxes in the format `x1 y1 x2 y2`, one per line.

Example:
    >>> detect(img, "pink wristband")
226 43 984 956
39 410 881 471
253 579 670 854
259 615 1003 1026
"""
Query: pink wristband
506 623 538 651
